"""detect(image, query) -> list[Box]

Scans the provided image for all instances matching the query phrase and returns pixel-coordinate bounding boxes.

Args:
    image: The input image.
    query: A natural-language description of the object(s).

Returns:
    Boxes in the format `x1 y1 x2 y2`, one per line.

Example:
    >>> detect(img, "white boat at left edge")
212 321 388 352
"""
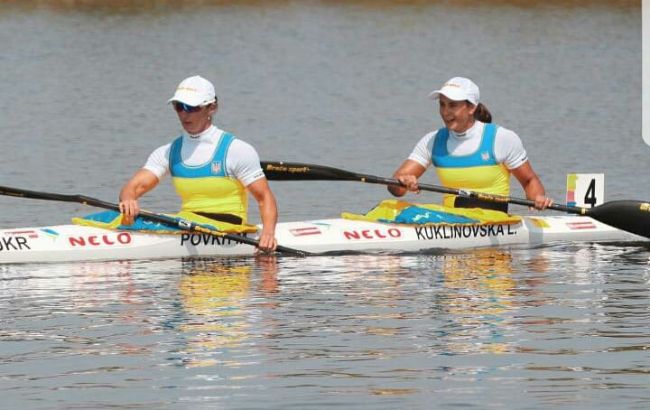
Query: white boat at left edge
0 214 646 264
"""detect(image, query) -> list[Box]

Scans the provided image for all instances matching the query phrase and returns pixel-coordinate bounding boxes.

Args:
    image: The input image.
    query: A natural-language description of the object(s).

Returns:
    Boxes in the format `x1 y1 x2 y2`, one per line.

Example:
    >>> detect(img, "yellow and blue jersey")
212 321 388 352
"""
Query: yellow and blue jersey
170 132 248 221
432 123 510 209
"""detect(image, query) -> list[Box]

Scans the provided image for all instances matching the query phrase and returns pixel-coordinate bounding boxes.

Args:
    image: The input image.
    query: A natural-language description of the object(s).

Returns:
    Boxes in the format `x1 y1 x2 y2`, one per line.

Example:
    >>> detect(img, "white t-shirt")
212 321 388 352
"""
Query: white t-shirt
408 121 528 170
143 125 265 187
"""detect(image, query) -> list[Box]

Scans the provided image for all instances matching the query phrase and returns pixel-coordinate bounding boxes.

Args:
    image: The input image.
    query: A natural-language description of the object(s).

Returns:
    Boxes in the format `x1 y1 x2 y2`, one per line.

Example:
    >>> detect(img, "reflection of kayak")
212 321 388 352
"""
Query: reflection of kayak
0 214 644 264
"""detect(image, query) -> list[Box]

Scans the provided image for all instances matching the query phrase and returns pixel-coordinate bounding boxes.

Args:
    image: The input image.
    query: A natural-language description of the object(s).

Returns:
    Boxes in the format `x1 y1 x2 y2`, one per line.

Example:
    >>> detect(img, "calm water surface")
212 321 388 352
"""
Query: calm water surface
0 1 648 409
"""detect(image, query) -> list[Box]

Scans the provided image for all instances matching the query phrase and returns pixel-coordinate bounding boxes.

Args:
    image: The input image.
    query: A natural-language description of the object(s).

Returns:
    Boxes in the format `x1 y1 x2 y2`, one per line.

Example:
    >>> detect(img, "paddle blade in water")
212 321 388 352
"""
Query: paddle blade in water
587 200 650 239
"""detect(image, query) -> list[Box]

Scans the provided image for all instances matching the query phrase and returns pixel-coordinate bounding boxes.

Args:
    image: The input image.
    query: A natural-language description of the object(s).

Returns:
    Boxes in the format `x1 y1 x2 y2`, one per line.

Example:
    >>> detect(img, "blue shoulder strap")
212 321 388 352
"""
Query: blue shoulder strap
478 123 497 163
169 136 183 169
432 128 449 163
213 132 235 177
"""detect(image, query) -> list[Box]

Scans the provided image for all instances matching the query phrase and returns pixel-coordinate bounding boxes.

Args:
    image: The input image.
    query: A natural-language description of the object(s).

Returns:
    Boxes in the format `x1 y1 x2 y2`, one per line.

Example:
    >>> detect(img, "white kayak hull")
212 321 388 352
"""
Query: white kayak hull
0 215 644 264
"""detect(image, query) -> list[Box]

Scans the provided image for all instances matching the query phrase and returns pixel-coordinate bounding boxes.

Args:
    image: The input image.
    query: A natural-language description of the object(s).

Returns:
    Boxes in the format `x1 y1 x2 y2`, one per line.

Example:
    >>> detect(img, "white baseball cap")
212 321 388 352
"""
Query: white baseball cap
168 75 216 106
428 77 480 106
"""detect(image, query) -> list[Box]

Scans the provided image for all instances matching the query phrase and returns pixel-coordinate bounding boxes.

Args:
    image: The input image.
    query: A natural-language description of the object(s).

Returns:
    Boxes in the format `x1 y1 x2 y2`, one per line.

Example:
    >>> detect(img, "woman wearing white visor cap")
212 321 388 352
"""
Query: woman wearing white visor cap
119 75 278 252
388 77 552 212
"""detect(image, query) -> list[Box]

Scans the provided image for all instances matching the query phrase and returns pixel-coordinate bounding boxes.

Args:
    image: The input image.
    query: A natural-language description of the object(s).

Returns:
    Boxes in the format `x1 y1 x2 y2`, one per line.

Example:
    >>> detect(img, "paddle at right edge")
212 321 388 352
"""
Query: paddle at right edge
261 161 650 240
576 200 650 240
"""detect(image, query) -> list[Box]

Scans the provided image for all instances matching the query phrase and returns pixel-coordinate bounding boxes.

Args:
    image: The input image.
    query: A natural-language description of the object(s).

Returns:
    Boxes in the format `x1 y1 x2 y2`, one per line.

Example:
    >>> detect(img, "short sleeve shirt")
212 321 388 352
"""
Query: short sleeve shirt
408 121 528 171
143 125 265 187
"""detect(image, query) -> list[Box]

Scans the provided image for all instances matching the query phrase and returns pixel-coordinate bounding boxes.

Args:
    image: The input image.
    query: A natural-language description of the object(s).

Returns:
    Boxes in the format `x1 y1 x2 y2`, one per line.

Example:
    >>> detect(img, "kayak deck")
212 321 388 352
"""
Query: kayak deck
0 215 644 264
275 215 640 253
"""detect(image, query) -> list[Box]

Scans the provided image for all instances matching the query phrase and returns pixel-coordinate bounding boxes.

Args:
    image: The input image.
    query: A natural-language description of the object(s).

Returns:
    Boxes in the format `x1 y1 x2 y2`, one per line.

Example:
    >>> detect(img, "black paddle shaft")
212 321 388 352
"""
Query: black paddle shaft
261 161 650 240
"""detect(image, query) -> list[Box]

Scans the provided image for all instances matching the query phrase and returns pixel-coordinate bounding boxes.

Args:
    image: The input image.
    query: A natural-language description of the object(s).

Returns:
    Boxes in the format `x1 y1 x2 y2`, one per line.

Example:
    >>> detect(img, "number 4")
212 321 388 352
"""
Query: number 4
584 178 597 208
566 173 604 208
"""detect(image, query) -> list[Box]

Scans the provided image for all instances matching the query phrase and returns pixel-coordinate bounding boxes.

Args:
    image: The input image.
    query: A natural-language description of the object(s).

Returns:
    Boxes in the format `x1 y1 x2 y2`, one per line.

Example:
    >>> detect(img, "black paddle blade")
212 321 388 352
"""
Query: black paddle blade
587 200 650 239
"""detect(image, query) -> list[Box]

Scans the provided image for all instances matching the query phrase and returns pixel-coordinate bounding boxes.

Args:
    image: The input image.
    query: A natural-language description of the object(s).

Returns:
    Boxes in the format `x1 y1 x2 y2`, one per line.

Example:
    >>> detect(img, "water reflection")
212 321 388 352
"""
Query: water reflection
2 244 650 407
173 255 279 368
0 256 280 365
423 249 528 355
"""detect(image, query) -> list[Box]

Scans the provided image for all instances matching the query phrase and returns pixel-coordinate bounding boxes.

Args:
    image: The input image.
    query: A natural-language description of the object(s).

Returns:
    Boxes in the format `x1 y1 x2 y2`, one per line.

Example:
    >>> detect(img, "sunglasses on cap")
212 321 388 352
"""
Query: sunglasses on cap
172 102 203 113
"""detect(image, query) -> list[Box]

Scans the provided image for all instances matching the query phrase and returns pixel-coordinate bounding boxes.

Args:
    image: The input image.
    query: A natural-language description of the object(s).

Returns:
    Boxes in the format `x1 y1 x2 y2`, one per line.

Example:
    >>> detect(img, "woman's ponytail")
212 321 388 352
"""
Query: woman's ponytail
473 103 492 123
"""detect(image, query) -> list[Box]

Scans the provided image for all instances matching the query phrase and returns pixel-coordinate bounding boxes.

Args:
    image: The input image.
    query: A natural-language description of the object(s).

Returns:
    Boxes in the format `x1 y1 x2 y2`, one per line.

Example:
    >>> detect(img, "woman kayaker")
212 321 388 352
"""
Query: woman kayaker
119 75 278 252
388 76 553 212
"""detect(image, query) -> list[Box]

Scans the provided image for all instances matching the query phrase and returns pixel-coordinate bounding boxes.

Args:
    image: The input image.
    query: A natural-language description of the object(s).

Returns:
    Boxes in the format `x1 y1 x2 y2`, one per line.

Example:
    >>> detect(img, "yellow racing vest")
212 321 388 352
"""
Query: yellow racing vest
432 123 510 208
170 132 248 221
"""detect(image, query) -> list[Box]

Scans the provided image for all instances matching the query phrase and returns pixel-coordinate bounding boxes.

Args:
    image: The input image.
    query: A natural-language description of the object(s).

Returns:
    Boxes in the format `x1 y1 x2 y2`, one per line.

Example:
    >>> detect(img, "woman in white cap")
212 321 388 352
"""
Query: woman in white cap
119 75 278 252
388 77 552 212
